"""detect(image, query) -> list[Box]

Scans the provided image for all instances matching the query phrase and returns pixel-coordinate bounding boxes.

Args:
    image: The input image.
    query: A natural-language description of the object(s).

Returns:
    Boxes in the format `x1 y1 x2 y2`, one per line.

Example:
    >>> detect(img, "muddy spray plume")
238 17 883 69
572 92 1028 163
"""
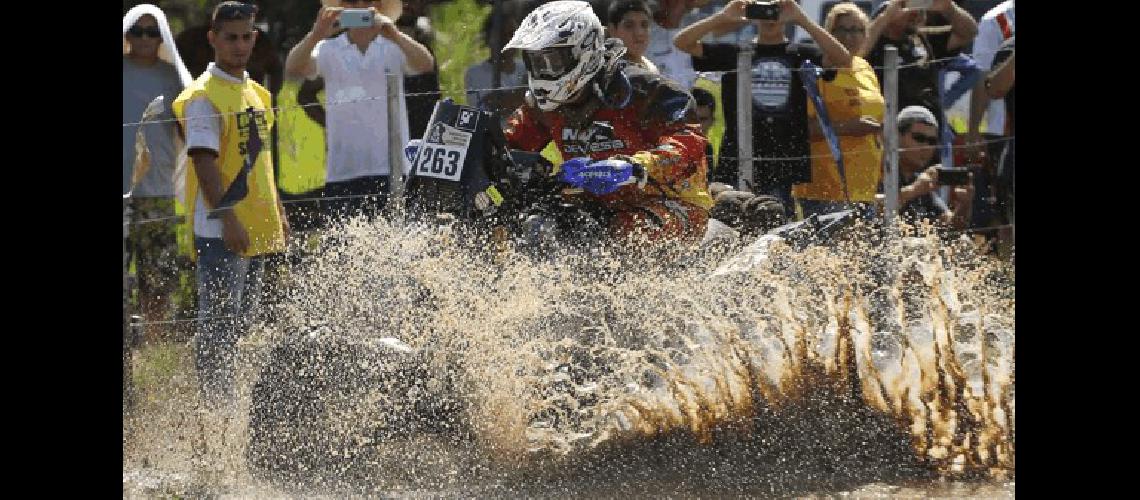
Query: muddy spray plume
123 215 1014 497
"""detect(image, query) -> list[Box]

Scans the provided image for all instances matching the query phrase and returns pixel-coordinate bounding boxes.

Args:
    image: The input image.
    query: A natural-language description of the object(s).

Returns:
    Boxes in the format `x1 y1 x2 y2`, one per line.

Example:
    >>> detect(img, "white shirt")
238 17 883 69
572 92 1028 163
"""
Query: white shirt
184 62 248 238
972 1 1014 135
310 33 416 183
646 25 697 89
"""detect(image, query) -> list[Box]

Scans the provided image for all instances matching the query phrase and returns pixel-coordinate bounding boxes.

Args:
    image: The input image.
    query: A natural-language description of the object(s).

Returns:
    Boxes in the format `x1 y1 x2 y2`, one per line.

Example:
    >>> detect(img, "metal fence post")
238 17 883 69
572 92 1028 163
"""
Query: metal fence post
882 45 900 226
387 71 406 216
123 195 133 417
736 41 754 192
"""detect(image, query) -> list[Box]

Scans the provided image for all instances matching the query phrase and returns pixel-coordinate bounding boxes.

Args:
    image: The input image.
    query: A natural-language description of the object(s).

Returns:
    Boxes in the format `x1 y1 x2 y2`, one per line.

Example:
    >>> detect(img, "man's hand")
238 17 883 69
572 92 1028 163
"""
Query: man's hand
882 0 911 23
911 166 940 197
222 211 250 255
947 171 975 229
932 0 956 14
777 0 809 26
717 0 753 27
279 203 291 242
311 6 342 40
371 10 400 40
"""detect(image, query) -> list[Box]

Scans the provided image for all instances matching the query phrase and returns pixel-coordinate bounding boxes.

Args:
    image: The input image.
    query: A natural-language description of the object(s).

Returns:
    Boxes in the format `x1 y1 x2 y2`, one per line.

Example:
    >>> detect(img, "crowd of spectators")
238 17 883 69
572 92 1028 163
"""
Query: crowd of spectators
124 0 1015 407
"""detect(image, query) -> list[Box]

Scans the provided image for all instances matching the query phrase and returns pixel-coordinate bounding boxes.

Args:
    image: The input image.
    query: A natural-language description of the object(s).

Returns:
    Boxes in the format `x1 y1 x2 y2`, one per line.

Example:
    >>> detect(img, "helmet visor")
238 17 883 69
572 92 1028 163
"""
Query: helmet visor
523 46 576 80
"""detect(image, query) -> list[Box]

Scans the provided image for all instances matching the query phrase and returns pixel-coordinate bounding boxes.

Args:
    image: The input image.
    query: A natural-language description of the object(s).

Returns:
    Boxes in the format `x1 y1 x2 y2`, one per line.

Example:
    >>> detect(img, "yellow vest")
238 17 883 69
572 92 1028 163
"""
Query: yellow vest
793 57 884 202
276 78 327 194
172 71 285 259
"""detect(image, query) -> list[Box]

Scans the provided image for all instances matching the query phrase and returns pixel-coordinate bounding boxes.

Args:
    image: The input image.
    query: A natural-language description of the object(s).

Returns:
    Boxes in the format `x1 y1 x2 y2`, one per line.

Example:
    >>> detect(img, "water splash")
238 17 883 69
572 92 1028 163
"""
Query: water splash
124 216 1014 496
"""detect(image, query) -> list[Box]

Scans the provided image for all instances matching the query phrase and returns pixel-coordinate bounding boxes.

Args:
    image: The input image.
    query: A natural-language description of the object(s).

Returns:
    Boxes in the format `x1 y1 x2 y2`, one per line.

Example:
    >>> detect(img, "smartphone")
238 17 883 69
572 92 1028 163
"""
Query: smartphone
338 8 374 29
907 0 934 9
935 166 970 186
745 1 781 21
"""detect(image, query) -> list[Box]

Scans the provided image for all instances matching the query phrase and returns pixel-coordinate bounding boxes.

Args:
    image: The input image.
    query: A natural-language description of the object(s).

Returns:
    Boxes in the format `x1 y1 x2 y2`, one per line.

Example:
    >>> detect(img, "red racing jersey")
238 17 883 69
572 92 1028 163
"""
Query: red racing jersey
504 67 714 211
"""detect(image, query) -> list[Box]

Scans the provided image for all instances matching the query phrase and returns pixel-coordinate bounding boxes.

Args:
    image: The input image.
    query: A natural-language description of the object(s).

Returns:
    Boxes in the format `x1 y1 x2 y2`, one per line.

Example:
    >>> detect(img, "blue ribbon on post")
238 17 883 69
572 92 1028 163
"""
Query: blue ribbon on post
799 61 848 201
208 107 263 219
935 54 982 168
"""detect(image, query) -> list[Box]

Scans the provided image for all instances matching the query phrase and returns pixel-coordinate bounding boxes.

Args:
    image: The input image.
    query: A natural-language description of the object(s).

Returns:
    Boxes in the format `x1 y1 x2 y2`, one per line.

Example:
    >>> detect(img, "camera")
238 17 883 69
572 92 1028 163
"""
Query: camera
745 1 781 21
935 166 971 186
907 0 934 9
338 8 374 29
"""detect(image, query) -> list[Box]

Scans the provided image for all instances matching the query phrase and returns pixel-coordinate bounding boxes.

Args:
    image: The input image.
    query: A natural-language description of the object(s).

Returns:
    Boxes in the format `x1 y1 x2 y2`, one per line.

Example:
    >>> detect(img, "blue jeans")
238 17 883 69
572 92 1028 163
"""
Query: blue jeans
194 237 265 408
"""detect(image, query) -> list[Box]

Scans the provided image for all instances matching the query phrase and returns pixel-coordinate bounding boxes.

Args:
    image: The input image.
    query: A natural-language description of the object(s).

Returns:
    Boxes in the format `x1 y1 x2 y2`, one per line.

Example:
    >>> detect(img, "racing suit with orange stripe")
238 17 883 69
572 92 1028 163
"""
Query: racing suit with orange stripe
504 66 714 242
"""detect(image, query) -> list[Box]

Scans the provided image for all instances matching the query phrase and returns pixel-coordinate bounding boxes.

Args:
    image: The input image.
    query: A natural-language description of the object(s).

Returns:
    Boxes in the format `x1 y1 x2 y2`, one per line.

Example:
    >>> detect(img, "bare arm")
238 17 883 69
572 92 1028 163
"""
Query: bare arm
935 0 979 52
190 149 249 253
286 7 340 79
674 0 750 58
986 51 1014 99
383 23 435 75
784 0 851 69
861 0 904 57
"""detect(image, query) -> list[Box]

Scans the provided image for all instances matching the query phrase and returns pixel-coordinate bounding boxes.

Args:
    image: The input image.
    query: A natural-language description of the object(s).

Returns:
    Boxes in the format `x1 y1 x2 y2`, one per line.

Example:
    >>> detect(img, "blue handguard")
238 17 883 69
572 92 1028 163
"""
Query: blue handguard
558 157 641 195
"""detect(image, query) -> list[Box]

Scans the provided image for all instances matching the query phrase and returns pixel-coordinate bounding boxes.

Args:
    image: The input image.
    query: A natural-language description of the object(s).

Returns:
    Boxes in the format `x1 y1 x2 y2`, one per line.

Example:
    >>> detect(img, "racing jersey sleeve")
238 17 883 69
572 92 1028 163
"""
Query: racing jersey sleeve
623 71 713 209
503 101 553 153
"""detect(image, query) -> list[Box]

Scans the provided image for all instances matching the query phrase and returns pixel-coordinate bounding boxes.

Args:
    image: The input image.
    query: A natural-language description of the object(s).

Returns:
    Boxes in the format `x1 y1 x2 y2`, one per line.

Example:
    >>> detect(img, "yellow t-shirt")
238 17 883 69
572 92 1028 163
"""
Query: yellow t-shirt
793 57 884 202
172 72 285 259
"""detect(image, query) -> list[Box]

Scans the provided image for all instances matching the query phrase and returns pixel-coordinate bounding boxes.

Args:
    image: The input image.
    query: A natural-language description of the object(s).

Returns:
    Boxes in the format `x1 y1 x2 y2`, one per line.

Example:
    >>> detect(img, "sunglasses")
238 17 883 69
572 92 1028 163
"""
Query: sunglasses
909 131 939 145
214 2 258 22
127 26 162 38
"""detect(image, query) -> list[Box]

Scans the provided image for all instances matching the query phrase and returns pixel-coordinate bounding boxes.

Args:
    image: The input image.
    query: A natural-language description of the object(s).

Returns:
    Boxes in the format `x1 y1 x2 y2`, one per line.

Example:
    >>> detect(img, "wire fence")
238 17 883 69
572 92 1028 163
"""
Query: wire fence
122 54 983 128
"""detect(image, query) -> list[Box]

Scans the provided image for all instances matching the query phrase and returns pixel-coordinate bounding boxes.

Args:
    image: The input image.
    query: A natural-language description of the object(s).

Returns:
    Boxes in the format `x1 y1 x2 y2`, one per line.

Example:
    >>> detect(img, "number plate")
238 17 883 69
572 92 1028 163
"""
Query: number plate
413 117 475 182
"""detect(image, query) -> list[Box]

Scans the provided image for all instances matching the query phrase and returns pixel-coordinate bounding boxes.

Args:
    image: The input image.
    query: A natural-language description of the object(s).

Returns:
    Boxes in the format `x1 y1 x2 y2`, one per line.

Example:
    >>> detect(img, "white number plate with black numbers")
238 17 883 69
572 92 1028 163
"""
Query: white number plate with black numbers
414 121 473 182
413 144 466 181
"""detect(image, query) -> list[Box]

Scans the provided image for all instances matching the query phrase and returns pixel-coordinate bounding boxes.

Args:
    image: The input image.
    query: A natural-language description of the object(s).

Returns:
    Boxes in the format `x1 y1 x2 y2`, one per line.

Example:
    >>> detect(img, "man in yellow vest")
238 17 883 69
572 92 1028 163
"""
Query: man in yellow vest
172 1 287 408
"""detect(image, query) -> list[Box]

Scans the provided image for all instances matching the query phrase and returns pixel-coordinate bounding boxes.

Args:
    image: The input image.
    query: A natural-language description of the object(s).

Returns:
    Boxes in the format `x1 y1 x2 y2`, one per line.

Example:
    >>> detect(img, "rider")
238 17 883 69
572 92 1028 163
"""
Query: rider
501 0 713 243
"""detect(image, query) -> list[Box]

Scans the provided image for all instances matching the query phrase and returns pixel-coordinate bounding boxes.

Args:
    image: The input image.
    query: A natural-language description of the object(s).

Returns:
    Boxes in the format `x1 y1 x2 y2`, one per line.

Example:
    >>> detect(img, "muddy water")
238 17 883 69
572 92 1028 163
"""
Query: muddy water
123 217 1013 498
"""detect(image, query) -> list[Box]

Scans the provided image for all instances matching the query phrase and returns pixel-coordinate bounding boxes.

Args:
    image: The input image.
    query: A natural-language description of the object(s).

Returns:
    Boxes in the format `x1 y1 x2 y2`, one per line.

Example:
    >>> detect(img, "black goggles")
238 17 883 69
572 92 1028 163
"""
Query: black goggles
523 46 576 80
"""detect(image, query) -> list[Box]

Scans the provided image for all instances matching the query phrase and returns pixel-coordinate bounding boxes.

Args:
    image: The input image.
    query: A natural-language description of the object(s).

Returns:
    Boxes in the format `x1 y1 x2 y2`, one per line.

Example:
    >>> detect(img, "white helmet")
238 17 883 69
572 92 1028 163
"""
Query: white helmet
503 0 606 111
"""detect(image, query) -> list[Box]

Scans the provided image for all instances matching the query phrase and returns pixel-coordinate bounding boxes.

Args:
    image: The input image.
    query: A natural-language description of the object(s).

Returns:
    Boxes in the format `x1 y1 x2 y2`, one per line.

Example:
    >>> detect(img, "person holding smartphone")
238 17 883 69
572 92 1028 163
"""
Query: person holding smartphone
862 0 977 128
894 106 973 230
284 0 434 226
673 0 852 219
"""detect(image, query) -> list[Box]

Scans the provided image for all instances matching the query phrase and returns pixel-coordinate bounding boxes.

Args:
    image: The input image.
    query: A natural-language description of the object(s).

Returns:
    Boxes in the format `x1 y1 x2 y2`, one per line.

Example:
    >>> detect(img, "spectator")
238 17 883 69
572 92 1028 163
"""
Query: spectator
465 1 529 120
171 1 289 408
646 0 709 89
691 86 717 169
123 4 192 342
285 0 435 224
606 0 659 72
967 0 1013 150
398 0 443 139
862 0 977 128
175 6 284 97
893 105 972 230
985 35 1014 242
966 0 1013 230
792 2 884 218
675 0 852 218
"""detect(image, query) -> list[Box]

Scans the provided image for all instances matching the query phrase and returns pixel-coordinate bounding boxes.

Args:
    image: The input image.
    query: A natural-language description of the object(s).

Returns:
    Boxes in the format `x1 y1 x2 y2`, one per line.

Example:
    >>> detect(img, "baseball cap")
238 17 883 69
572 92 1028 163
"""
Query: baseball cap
897 105 938 128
